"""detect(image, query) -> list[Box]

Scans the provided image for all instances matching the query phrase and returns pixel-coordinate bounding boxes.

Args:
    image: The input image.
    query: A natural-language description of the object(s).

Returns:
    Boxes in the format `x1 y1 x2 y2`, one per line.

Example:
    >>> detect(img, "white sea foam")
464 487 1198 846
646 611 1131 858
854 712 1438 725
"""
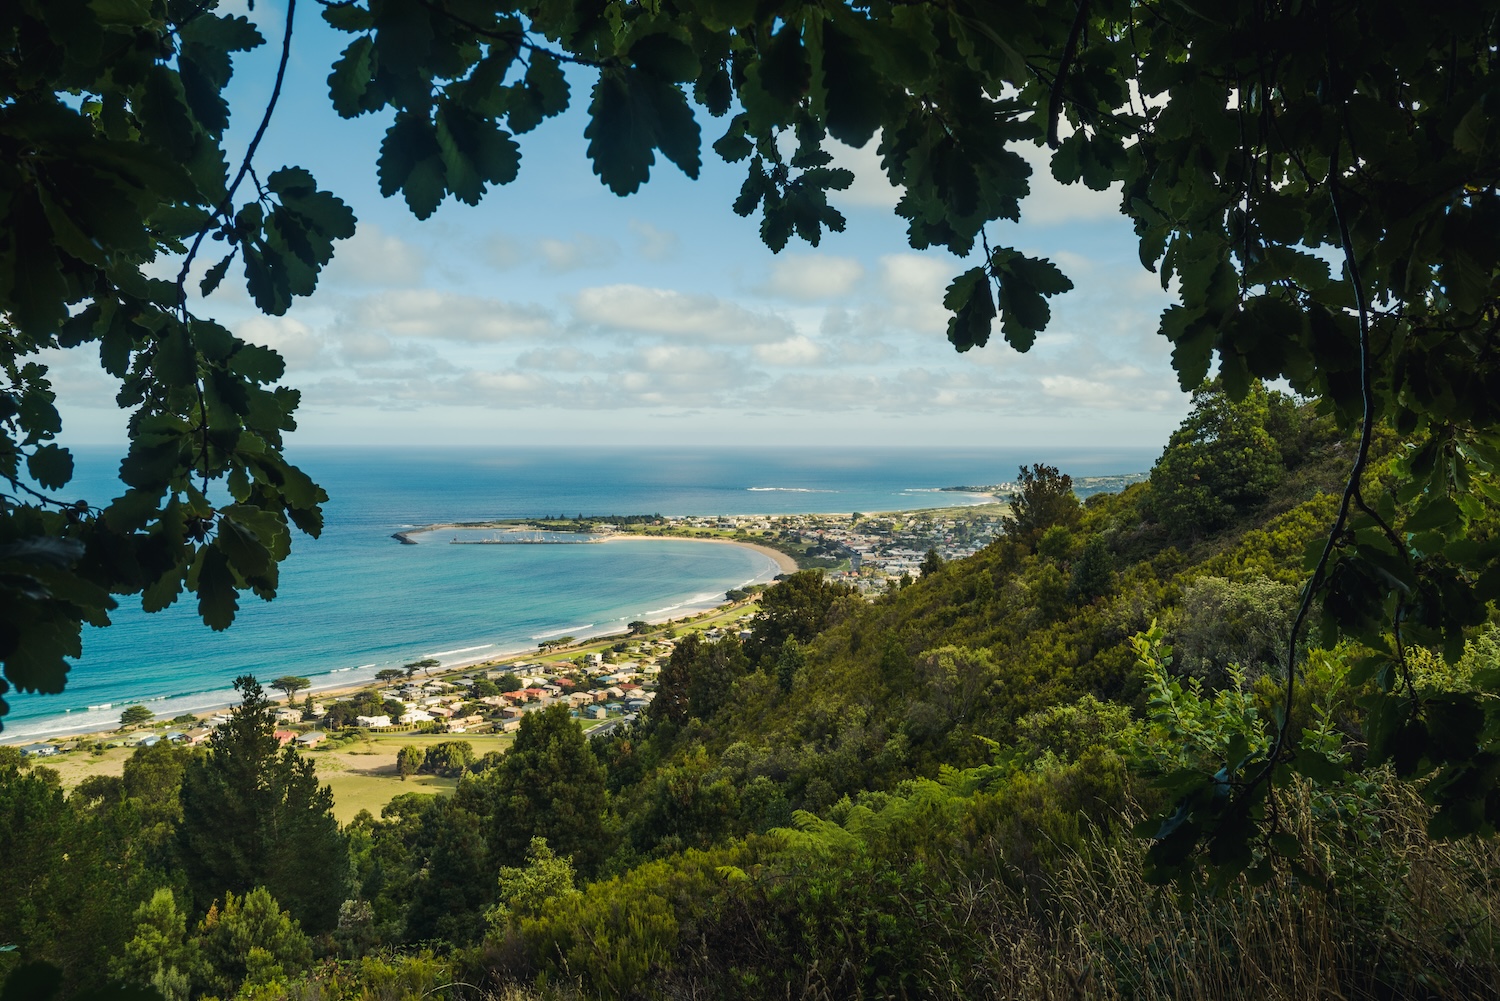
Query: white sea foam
424 644 494 658
530 625 592 640
747 487 835 492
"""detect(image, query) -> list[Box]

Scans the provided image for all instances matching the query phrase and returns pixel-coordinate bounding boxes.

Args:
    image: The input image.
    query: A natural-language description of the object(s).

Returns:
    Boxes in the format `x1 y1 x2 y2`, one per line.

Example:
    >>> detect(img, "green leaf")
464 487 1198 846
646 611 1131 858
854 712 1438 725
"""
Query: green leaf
195 544 239 631
178 12 264 52
630 32 700 83
323 3 375 31
216 512 273 581
585 71 655 196
526 52 570 118
230 344 286 384
1404 495 1461 534
1289 747 1344 784
714 125 754 163
26 445 74 490
647 80 702 180
758 22 810 114
329 37 375 118
138 66 198 161
992 253 1072 351
820 21 885 148
379 114 446 218
201 253 234 296
141 566 185 613
943 267 995 351
1160 305 1214 390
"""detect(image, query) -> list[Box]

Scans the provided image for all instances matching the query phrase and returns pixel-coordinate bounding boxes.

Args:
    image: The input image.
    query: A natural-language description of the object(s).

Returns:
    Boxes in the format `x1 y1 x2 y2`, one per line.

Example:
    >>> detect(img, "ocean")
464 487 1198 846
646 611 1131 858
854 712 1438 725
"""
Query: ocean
2 445 1157 742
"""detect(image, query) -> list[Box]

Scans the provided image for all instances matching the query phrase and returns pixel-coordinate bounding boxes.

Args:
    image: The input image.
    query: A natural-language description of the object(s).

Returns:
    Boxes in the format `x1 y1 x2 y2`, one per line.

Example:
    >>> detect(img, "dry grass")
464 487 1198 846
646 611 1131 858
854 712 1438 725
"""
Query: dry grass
953 781 1500 1001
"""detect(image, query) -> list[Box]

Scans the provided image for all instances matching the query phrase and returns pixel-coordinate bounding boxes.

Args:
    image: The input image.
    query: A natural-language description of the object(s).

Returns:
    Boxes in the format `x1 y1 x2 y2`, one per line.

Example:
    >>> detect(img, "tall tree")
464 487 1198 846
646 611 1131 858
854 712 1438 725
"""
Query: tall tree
1149 382 1284 536
177 676 349 933
270 675 310 705
745 570 855 665
485 704 607 874
648 631 701 728
1002 465 1081 545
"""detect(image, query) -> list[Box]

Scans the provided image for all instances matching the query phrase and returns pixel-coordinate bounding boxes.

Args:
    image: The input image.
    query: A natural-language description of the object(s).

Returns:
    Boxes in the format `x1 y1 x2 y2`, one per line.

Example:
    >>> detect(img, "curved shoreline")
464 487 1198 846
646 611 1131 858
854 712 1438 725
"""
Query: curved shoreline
1 535 786 746
600 533 800 575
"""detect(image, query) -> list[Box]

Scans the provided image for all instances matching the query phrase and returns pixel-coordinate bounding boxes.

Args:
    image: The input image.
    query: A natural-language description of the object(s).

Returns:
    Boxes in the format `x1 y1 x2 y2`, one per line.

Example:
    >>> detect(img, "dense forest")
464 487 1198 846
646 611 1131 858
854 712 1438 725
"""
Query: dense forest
5 385 1497 1000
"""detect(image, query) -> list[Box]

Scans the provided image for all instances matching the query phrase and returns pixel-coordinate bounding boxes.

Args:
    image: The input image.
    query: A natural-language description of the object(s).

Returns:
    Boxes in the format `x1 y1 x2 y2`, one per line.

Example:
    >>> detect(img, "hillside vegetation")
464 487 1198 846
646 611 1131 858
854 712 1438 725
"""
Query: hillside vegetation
4 387 1498 1000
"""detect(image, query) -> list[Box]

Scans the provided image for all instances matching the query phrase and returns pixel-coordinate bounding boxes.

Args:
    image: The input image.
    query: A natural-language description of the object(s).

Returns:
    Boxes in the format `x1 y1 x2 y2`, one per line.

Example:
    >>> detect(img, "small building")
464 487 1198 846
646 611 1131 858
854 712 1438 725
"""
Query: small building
296 732 326 748
273 729 297 746
19 742 56 757
355 714 392 729
585 705 608 720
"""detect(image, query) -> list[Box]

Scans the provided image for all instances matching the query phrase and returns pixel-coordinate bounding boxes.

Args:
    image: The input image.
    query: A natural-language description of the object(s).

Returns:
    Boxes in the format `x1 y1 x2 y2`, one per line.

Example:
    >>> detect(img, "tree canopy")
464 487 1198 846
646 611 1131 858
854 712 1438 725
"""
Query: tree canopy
4 0 1500 881
177 676 348 933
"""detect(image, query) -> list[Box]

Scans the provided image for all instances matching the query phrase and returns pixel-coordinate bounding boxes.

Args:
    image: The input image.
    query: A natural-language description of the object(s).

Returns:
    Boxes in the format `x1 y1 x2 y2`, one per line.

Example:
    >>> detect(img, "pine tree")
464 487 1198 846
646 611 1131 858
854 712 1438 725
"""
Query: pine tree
486 705 607 873
177 676 349 934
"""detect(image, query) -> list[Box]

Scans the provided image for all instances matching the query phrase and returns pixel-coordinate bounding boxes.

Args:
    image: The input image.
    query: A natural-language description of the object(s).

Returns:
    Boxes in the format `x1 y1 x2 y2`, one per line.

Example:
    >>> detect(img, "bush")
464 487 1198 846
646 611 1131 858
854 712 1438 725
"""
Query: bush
419 741 474 778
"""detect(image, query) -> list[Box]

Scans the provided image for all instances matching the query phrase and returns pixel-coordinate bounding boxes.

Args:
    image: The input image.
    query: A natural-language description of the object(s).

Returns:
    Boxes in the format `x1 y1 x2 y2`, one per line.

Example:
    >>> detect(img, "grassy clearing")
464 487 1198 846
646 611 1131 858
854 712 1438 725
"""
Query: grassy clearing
309 730 515 823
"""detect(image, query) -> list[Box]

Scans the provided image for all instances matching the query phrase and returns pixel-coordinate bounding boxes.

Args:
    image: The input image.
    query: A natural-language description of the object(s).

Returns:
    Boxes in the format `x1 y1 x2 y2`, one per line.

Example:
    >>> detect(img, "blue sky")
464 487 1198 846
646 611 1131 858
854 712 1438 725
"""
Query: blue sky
49 2 1191 449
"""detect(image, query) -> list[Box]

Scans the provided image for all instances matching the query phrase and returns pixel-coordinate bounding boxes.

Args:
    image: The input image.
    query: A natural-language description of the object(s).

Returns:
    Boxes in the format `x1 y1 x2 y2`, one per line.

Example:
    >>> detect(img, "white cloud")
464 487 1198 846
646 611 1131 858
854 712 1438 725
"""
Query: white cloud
753 335 825 366
629 220 680 261
572 285 792 344
538 233 619 272
879 254 952 301
827 135 903 209
514 347 609 372
347 291 556 342
321 224 427 289
1039 373 1175 410
873 254 956 335
636 345 724 374
236 315 329 370
759 255 864 301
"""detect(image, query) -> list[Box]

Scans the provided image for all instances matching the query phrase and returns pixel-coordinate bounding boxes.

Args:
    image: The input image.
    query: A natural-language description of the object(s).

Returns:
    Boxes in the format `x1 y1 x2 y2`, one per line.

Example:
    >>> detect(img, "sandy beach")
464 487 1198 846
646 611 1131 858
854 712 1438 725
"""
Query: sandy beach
602 533 800 575
2 533 788 747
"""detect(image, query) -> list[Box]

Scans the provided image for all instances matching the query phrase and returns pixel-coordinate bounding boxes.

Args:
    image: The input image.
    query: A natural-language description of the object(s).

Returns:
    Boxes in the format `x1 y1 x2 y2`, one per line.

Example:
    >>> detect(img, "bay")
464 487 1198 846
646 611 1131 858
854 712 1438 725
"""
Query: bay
2 445 1155 741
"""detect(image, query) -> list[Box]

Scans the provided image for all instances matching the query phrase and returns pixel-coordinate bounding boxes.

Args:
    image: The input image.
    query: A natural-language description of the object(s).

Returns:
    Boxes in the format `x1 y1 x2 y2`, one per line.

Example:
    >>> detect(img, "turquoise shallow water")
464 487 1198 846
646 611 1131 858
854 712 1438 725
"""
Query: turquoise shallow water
2 445 1155 741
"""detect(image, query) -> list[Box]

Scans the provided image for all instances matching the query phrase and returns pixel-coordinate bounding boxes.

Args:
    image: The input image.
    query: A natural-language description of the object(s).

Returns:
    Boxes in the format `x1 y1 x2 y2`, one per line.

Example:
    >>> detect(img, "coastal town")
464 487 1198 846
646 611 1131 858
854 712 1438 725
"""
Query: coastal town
7 503 1004 763
8 477 1169 762
7 482 1152 768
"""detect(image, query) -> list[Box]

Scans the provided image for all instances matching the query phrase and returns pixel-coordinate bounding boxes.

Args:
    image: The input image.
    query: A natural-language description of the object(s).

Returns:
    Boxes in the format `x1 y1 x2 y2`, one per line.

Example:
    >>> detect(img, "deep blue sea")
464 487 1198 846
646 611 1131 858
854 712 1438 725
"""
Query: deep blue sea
2 446 1155 741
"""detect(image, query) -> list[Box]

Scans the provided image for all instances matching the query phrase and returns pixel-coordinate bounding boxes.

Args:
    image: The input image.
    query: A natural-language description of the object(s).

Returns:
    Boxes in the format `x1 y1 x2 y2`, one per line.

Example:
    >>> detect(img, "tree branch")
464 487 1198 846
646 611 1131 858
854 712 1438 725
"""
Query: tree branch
1048 0 1091 149
176 0 299 305
1265 141 1377 780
